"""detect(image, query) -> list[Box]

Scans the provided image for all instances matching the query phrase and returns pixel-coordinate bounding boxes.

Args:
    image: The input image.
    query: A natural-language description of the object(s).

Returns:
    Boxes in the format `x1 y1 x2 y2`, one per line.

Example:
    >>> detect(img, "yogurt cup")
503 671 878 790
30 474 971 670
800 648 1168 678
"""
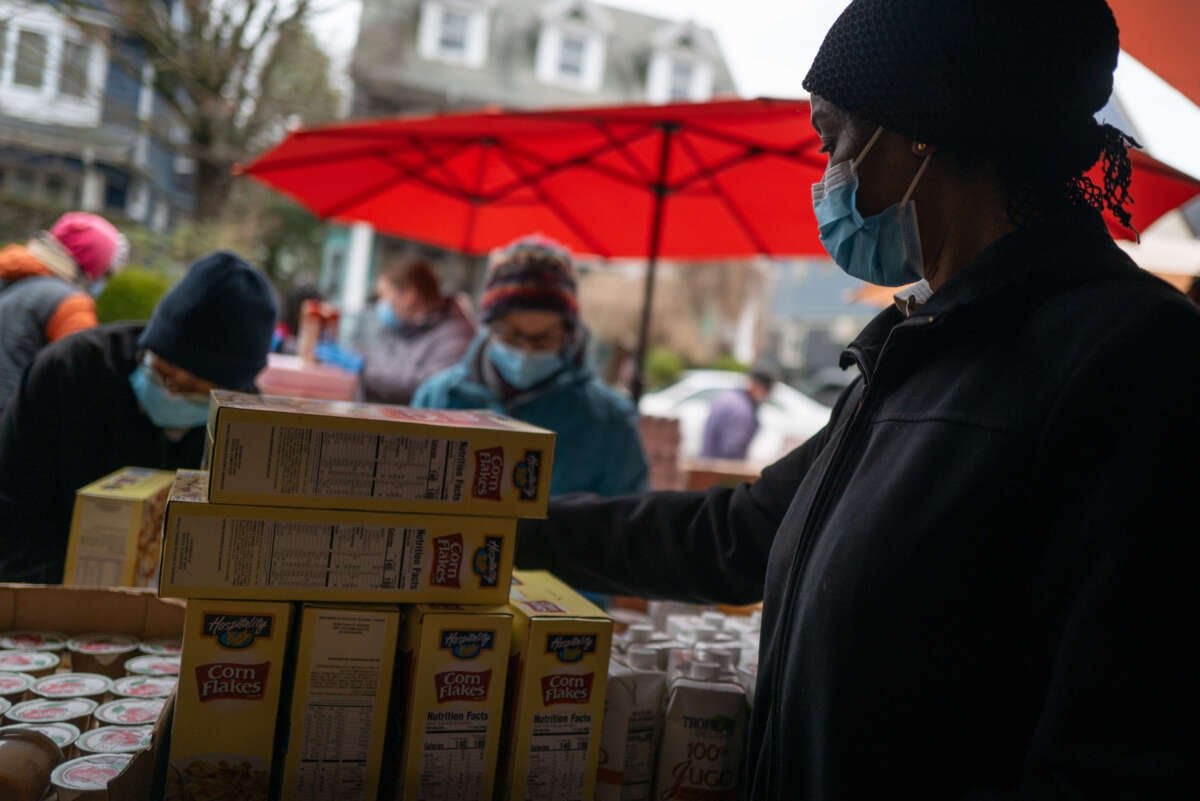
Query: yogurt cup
136 638 182 657
0 672 32 702
74 725 153 756
0 631 67 652
123 654 180 677
93 698 165 728
0 651 60 678
66 635 140 680
111 675 176 700
5 698 97 730
0 727 65 801
31 673 112 702
0 722 80 752
50 753 132 801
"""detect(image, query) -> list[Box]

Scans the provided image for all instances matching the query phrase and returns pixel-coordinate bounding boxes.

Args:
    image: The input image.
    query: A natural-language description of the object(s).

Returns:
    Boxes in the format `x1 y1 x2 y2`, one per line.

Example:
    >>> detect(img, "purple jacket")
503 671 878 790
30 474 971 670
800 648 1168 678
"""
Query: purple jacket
700 389 759 459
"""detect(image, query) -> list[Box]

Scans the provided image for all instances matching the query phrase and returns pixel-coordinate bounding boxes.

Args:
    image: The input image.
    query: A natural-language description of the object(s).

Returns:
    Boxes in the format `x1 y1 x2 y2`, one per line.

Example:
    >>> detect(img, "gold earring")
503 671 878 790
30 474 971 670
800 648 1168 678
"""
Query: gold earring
914 142 929 154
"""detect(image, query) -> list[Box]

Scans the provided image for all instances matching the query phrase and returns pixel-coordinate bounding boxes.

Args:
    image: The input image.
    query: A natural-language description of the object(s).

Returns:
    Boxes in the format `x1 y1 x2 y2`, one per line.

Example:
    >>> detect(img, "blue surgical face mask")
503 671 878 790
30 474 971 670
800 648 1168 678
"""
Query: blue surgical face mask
375 299 402 329
129 362 210 430
812 127 933 287
488 339 565 390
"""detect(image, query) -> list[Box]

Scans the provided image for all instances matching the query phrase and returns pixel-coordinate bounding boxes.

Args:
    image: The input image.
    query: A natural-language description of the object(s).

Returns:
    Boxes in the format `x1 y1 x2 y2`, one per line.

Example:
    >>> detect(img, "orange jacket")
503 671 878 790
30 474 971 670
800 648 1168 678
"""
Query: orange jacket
0 244 97 340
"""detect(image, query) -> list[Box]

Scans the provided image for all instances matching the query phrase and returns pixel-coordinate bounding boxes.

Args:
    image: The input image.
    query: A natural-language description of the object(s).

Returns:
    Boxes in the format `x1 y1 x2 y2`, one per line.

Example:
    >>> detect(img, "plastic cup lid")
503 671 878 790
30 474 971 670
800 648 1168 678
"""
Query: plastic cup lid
1 721 80 747
0 651 60 670
67 634 140 654
112 676 177 698
138 638 183 656
33 673 113 698
51 753 133 790
76 725 153 754
8 697 97 722
0 630 67 651
95 698 165 726
124 654 181 675
0 672 34 694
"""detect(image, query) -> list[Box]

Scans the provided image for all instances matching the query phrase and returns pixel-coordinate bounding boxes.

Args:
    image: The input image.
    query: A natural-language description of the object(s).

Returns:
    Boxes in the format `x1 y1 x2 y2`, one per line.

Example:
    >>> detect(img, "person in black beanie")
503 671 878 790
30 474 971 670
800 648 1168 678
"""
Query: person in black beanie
0 251 276 583
513 1 1197 799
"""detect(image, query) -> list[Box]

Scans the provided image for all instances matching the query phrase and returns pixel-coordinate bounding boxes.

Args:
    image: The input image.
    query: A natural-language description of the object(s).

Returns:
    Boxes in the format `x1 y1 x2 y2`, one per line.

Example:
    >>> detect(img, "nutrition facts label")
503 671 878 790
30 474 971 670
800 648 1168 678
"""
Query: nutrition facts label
525 713 592 801
620 710 658 801
167 519 431 591
220 421 469 502
418 712 489 801
296 702 373 796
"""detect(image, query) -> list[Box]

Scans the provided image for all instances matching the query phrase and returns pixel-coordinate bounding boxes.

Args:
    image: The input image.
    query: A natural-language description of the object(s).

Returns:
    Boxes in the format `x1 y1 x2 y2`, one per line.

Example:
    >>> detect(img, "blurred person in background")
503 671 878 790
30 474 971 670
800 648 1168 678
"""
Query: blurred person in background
0 251 276 583
359 258 474 405
513 1 1197 798
272 283 324 355
414 235 648 497
699 363 778 461
0 211 126 415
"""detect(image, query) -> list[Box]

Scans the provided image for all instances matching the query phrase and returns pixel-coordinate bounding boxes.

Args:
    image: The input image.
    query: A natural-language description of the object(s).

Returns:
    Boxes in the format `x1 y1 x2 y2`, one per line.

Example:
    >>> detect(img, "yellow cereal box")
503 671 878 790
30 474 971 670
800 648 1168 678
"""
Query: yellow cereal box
167 599 294 801
63 467 176 587
386 605 513 801
159 471 515 603
280 604 399 801
205 391 556 517
499 570 613 801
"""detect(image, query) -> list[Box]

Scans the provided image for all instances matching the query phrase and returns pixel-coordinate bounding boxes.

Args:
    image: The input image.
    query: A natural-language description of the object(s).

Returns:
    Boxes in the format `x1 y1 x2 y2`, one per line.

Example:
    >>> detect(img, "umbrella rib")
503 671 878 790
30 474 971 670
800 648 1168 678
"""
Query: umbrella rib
593 120 657 184
462 142 492 253
321 141 478 218
489 147 612 258
675 133 772 254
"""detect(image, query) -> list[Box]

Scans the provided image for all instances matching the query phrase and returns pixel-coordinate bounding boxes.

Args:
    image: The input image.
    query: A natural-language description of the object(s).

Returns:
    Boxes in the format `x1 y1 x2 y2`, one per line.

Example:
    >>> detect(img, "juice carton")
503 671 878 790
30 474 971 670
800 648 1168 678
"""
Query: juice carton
167 599 294 801
205 391 556 517
63 467 176 587
499 570 613 801
653 662 748 801
159 471 515 603
596 649 667 801
387 605 513 801
280 604 399 801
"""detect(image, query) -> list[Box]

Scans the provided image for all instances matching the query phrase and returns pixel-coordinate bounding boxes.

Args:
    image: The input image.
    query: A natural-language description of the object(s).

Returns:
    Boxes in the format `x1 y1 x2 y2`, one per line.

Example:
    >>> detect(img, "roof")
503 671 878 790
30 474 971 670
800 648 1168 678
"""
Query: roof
352 0 739 111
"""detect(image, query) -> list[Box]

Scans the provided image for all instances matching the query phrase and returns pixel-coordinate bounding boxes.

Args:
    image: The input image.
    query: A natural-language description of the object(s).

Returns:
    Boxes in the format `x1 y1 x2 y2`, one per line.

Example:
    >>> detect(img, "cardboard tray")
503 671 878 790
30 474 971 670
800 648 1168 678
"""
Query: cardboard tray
0 584 185 800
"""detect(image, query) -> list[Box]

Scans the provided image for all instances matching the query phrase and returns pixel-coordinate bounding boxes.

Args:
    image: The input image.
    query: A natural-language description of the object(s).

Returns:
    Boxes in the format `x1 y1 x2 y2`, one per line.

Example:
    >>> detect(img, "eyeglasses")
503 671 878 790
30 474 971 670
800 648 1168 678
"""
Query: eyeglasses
144 357 214 403
491 325 566 352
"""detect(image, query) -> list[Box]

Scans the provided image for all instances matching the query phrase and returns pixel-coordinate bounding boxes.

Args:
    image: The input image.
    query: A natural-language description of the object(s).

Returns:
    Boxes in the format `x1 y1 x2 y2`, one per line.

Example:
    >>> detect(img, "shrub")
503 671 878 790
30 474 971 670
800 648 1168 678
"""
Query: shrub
709 353 748 373
645 347 685 391
95 268 173 324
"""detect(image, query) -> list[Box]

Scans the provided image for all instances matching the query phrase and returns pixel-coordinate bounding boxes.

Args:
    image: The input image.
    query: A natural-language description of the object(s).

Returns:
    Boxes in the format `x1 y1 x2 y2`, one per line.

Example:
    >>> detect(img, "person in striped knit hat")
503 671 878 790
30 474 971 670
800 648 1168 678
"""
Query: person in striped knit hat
413 234 648 498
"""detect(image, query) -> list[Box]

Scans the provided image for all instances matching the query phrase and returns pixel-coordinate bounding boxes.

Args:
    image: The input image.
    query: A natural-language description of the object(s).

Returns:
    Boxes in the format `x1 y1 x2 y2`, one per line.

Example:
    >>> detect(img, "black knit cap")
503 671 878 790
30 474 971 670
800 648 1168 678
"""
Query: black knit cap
803 0 1120 155
138 251 277 390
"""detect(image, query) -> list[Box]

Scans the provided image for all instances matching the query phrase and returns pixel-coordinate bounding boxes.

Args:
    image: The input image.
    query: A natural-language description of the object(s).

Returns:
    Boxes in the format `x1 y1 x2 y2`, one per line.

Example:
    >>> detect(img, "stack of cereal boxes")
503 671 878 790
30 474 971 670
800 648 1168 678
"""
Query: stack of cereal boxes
157 391 613 801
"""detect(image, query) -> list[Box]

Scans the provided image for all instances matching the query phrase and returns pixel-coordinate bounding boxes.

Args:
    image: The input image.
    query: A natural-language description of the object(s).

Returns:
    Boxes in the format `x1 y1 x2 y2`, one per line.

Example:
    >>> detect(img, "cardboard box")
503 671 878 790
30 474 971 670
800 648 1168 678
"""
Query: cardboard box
0 584 184 800
168 599 294 801
280 604 399 801
388 605 513 801
205 391 556 517
159 471 515 603
499 571 613 801
63 467 176 587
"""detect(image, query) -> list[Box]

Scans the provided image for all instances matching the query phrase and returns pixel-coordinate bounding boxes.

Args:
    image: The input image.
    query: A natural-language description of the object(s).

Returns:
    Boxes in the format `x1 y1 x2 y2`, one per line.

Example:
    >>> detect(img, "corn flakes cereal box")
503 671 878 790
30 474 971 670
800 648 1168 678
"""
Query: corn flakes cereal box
159 471 515 603
63 467 176 587
386 605 512 801
498 571 613 801
205 391 556 517
280 604 399 801
167 599 294 801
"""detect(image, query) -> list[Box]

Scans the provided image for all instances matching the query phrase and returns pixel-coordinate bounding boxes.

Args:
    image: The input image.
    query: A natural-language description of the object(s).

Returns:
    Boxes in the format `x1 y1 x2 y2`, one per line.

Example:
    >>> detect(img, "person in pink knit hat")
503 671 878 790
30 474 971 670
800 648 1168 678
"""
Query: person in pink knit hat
0 211 127 415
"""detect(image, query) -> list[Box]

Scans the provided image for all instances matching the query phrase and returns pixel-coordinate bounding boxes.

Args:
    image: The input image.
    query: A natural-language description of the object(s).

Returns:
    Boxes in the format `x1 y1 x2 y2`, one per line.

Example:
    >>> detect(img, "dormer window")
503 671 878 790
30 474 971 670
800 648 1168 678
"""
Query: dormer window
647 21 717 104
417 0 493 68
536 1 611 91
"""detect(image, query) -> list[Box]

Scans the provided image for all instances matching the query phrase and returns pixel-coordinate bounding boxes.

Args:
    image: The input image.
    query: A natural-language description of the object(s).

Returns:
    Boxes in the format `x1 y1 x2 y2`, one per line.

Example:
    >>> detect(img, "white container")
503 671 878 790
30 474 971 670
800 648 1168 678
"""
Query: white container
31 673 113 702
75 725 154 756
596 649 667 801
111 675 177 700
5 698 97 730
0 722 80 752
93 698 165 728
0 672 33 703
0 631 68 652
50 753 132 800
0 651 60 678
653 661 748 801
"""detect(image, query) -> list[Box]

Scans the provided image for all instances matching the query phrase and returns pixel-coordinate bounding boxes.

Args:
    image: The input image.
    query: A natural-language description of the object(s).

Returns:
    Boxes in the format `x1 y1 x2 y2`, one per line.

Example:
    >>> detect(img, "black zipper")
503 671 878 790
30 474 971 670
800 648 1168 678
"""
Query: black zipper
761 314 938 798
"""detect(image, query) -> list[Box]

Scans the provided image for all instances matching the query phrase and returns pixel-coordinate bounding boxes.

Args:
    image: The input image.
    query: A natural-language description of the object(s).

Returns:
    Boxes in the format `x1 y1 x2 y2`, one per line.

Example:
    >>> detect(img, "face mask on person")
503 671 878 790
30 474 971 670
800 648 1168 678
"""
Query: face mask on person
129 359 210 430
811 127 933 287
375 299 402 329
488 339 565 390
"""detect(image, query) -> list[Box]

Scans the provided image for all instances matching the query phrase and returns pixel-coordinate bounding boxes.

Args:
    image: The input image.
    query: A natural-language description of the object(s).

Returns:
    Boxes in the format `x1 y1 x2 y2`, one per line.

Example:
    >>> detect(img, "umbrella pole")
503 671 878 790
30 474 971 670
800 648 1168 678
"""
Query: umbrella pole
631 123 676 406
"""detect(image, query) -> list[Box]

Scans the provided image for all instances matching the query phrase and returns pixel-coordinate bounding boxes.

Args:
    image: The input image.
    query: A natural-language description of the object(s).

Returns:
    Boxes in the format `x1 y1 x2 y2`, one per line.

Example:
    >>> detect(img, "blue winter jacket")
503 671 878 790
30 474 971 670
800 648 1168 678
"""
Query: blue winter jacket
412 335 648 498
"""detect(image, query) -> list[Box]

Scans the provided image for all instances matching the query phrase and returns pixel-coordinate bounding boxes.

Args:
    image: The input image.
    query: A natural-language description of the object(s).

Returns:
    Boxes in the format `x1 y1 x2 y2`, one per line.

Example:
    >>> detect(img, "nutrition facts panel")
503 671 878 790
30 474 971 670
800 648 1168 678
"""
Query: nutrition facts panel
525 717 592 801
308 429 469 501
168 519 430 591
621 711 658 801
297 702 373 796
418 715 490 801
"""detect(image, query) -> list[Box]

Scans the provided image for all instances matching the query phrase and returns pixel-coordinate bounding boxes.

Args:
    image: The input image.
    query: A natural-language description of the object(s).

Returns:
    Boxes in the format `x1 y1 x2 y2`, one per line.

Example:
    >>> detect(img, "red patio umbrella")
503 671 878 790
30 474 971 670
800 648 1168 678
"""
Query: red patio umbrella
239 97 1199 400
1108 0 1200 108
